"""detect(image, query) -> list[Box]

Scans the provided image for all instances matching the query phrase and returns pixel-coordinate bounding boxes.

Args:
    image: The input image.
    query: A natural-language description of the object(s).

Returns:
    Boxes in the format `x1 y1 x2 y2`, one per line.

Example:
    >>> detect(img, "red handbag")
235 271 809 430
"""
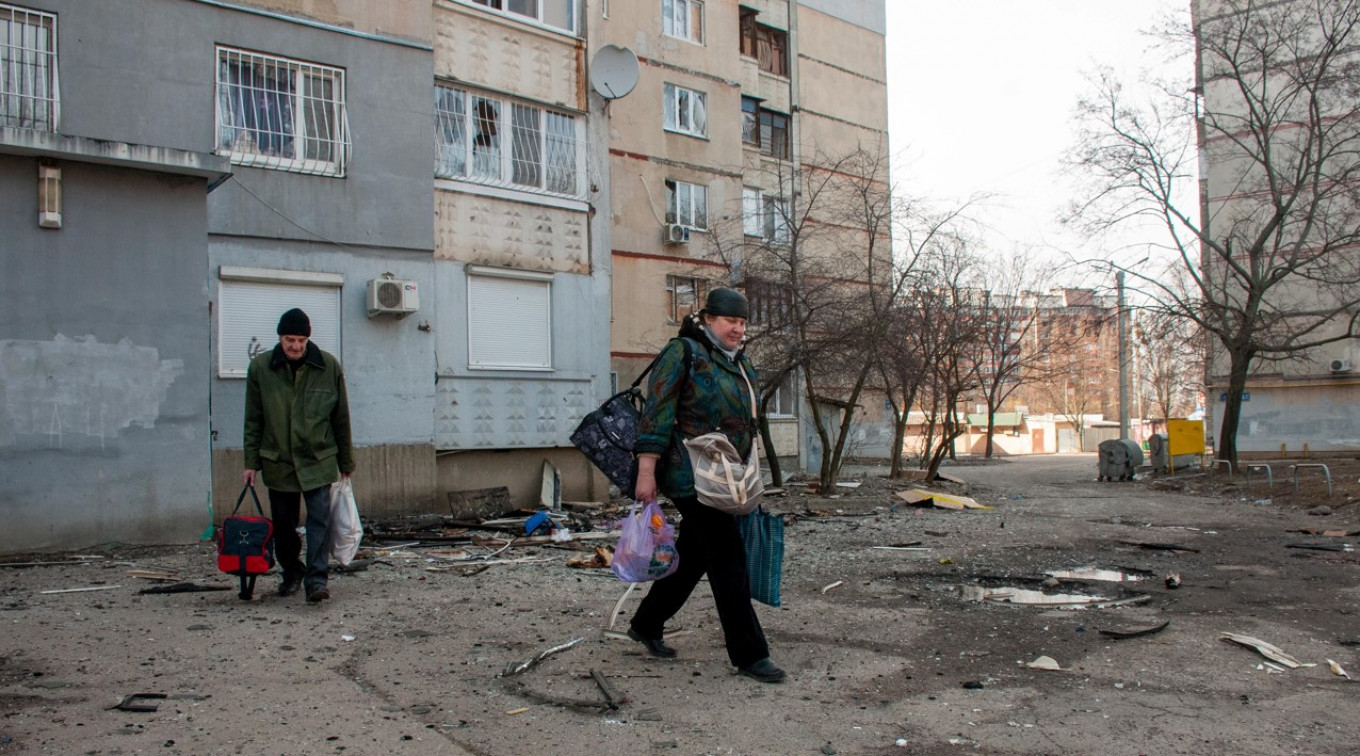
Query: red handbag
217 484 275 600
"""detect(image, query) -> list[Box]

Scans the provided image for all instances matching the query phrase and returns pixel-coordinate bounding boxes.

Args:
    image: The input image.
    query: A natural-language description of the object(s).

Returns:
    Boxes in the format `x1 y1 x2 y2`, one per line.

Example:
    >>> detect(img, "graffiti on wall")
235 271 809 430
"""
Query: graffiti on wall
0 335 183 451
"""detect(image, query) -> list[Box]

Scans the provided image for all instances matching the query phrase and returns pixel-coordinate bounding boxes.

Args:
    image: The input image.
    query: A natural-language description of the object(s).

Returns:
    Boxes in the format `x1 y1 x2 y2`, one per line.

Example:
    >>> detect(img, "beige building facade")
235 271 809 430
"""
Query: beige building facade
594 0 890 471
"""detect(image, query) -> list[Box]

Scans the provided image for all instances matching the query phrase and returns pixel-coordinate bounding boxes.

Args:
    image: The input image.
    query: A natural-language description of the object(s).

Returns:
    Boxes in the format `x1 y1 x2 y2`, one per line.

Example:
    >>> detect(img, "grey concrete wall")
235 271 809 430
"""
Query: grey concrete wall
208 240 439 511
1213 383 1360 455
29 0 434 252
0 156 213 550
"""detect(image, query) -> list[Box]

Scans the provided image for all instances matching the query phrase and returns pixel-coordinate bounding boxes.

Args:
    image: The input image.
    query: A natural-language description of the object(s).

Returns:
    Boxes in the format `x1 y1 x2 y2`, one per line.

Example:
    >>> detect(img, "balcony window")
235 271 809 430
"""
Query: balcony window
436 84 582 198
739 9 788 77
467 0 577 34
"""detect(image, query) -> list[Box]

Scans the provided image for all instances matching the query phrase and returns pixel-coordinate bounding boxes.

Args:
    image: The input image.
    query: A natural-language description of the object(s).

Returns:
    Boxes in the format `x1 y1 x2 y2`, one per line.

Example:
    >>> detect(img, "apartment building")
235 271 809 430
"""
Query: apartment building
0 0 438 551
428 0 613 505
593 0 890 471
1194 0 1360 456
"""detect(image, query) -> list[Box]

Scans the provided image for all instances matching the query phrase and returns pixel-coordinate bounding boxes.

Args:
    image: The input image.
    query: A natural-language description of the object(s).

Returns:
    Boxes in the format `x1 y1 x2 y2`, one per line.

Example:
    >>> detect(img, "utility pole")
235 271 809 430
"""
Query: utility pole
1116 272 1130 438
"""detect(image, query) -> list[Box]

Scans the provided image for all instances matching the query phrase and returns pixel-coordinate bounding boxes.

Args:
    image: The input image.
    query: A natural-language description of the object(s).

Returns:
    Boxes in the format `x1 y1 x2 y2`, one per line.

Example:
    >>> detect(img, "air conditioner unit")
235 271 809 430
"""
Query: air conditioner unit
367 277 419 318
663 223 690 244
1330 358 1352 373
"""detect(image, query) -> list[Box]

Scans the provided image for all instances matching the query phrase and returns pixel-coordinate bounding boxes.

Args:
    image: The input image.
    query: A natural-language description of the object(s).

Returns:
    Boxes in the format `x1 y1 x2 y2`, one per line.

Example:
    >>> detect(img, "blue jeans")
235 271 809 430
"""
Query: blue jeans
269 485 332 593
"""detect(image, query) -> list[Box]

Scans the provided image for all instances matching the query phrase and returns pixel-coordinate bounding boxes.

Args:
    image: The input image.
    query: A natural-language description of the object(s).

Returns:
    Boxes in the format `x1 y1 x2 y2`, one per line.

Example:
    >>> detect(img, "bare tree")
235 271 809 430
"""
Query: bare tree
710 144 900 490
970 251 1058 458
1068 0 1360 465
904 239 985 480
1134 307 1205 427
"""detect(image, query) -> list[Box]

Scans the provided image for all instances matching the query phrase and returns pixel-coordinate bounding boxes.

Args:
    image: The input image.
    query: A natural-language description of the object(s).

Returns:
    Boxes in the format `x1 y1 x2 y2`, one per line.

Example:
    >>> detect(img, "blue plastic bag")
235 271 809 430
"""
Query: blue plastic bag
738 506 784 606
612 501 679 583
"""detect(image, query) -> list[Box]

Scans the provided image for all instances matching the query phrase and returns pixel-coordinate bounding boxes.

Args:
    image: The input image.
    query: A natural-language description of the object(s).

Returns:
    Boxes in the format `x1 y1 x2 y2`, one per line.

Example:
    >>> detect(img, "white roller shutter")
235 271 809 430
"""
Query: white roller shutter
467 272 552 370
218 276 341 378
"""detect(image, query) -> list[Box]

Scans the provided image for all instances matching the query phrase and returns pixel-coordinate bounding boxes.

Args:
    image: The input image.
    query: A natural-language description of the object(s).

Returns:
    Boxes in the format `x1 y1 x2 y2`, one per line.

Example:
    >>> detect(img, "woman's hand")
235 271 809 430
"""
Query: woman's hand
634 454 660 503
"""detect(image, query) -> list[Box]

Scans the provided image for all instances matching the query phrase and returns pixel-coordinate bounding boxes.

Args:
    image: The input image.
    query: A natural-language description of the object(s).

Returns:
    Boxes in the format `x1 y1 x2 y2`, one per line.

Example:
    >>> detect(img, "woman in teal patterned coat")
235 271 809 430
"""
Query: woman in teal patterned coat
626 287 786 683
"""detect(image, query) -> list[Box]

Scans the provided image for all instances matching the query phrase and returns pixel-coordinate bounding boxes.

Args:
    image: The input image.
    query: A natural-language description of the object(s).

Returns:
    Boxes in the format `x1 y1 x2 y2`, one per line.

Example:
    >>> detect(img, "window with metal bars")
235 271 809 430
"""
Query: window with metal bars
215 47 350 176
0 3 57 131
435 84 582 198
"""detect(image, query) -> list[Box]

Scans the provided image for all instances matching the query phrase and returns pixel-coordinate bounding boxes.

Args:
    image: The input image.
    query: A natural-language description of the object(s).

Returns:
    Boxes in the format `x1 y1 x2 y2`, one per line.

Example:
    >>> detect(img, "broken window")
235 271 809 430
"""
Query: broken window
663 82 707 137
739 9 788 77
666 274 709 323
435 83 582 197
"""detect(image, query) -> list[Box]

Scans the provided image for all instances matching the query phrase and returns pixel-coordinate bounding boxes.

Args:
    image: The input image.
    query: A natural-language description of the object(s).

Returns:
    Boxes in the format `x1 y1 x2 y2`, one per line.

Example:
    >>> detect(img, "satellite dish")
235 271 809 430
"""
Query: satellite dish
590 45 639 100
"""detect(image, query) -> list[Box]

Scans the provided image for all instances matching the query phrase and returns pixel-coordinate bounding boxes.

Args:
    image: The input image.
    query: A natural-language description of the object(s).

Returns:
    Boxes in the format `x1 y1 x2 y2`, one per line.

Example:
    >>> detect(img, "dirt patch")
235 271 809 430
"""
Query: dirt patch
2 455 1358 755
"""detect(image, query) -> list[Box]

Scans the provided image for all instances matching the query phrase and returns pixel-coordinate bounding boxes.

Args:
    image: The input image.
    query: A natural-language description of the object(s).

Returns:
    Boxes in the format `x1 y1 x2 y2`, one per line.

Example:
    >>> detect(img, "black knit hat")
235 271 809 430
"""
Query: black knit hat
705 287 749 319
276 308 311 337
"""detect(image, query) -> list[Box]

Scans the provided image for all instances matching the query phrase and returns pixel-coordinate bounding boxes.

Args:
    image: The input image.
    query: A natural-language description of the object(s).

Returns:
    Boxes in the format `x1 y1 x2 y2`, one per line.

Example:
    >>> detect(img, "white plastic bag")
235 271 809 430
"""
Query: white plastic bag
328 478 363 566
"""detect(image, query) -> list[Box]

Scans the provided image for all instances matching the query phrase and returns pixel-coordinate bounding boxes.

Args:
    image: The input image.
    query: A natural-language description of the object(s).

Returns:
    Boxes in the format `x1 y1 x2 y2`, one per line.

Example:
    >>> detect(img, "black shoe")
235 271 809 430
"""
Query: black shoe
306 587 330 603
739 658 786 683
626 628 677 658
278 579 301 597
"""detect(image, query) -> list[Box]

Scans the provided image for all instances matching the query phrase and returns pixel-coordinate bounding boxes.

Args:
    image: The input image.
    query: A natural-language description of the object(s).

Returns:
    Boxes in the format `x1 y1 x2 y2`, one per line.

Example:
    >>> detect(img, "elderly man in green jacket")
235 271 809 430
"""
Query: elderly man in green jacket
243 308 355 603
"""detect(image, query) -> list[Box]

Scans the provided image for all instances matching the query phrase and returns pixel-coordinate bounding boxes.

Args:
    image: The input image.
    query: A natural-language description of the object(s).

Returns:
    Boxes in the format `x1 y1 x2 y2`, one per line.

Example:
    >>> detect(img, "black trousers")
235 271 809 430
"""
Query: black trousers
630 495 770 668
268 485 332 592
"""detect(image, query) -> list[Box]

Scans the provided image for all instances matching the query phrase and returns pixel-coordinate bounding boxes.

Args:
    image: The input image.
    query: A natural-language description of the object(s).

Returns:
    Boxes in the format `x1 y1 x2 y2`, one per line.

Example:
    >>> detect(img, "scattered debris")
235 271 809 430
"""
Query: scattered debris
137 582 233 595
1117 541 1199 554
108 693 167 712
1044 566 1152 583
1327 659 1351 680
1288 528 1358 537
1219 632 1315 669
565 546 614 569
960 583 1148 609
820 580 844 594
540 459 561 511
0 559 101 568
1165 573 1182 589
590 668 626 708
1099 620 1171 640
40 585 121 595
447 486 513 520
835 481 863 489
123 569 179 581
1026 655 1062 671
499 637 585 677
1286 542 1353 553
896 489 993 510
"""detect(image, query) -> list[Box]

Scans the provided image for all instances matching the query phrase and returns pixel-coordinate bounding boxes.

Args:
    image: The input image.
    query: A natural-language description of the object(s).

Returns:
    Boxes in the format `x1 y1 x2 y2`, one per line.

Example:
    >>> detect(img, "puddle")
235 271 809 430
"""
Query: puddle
1044 566 1152 583
957 584 1148 609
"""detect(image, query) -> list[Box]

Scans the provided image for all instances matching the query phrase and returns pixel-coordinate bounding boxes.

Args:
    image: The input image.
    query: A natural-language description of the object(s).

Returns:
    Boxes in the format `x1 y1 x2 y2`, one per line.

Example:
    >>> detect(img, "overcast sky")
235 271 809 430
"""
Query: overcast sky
885 0 1193 271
